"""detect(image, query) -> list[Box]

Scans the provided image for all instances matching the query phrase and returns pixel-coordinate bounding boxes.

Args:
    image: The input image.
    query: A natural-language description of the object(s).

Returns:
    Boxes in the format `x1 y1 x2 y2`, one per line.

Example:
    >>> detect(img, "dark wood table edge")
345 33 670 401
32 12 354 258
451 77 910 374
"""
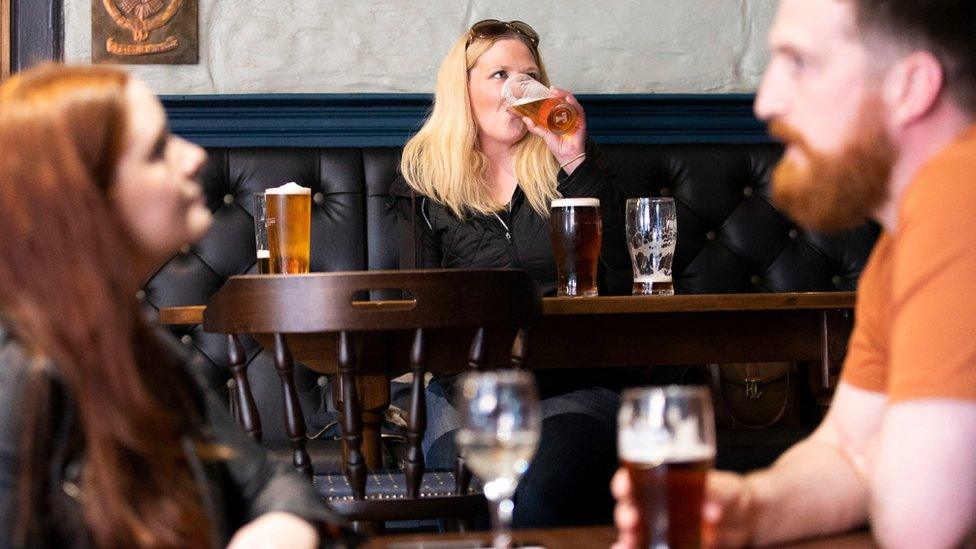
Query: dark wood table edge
159 291 856 327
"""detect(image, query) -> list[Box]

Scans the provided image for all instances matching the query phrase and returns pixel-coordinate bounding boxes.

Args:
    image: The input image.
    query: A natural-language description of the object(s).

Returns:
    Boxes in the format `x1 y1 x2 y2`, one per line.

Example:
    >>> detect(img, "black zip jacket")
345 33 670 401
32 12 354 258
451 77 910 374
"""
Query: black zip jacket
0 324 356 549
391 140 631 295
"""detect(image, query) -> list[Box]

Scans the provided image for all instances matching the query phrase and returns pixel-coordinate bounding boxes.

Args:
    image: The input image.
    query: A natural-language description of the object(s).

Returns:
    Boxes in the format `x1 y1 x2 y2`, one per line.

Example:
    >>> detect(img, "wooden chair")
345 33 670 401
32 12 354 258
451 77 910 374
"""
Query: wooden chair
203 269 541 531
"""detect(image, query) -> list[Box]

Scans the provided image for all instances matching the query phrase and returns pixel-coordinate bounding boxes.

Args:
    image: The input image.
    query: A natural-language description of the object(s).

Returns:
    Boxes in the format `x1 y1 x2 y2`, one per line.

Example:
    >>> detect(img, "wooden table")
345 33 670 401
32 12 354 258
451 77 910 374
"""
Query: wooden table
162 292 854 375
363 525 876 548
161 291 854 468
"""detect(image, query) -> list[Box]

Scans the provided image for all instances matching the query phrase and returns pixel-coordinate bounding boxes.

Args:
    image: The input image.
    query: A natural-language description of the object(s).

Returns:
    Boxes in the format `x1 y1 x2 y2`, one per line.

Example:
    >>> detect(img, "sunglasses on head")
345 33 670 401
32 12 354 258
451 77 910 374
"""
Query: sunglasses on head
467 19 540 48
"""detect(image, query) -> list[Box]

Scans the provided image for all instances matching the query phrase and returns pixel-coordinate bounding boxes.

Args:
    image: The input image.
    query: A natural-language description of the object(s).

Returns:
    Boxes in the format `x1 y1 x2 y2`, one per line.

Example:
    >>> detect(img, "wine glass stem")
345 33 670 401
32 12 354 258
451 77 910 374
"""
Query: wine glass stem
489 496 515 549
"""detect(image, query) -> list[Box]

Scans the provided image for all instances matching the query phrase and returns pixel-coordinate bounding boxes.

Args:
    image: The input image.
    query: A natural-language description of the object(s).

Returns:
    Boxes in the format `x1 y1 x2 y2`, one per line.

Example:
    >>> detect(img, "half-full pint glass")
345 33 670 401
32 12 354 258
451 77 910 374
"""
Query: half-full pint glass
618 386 716 549
626 198 677 295
265 182 311 274
502 74 579 136
549 198 602 297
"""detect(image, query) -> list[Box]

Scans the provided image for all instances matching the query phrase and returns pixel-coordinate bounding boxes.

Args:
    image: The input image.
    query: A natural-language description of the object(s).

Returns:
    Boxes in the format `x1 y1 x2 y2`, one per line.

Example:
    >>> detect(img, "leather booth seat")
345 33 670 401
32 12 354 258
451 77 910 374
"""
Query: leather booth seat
146 143 879 447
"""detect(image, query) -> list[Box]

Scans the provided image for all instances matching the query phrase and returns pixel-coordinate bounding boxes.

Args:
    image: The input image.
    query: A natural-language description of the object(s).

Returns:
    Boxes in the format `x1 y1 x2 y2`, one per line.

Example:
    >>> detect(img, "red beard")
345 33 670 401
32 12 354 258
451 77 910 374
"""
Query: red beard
769 100 894 233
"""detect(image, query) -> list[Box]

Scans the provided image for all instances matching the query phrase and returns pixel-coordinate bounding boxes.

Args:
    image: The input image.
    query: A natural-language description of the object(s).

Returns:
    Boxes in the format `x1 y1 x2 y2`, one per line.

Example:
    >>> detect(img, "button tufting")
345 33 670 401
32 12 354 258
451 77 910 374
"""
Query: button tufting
223 194 234 204
705 230 717 241
788 229 799 239
180 244 192 254
832 275 843 287
313 192 325 204
743 186 754 197
227 378 237 390
750 275 761 286
135 290 146 300
180 335 193 346
659 187 670 197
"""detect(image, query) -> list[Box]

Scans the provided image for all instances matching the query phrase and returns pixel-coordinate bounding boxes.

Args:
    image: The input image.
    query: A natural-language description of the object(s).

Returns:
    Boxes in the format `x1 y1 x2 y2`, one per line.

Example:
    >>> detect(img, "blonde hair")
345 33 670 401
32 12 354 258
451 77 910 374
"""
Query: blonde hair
400 31 560 219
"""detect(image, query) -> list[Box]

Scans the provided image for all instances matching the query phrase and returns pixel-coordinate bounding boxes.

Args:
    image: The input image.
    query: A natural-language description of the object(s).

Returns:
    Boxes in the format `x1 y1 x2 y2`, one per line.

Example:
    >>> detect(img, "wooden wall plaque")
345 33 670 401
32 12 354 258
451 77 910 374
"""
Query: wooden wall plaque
92 0 198 64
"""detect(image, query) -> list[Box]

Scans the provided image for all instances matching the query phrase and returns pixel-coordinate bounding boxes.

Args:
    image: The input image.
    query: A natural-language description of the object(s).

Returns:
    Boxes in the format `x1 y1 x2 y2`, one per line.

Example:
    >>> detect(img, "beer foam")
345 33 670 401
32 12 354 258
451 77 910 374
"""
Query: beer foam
551 198 600 208
618 426 715 464
512 96 542 107
266 182 311 195
257 249 270 259
634 273 671 283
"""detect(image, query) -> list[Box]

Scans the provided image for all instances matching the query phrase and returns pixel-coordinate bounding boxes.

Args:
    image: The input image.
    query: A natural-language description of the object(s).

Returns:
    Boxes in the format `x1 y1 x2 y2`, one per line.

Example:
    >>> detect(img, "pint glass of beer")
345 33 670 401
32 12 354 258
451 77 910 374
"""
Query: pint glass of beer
618 386 715 549
265 182 311 274
253 193 271 274
626 198 677 295
502 74 579 135
549 198 602 297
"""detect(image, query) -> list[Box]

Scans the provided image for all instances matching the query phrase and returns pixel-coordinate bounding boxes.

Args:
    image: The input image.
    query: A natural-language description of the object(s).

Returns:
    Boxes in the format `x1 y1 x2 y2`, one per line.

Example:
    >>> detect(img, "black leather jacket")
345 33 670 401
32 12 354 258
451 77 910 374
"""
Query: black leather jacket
0 324 353 548
391 140 631 295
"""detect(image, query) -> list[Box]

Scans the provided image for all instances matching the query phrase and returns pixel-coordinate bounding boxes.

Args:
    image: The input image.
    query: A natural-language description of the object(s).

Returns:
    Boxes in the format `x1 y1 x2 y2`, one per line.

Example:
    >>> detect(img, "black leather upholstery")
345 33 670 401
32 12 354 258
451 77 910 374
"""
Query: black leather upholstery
145 143 878 442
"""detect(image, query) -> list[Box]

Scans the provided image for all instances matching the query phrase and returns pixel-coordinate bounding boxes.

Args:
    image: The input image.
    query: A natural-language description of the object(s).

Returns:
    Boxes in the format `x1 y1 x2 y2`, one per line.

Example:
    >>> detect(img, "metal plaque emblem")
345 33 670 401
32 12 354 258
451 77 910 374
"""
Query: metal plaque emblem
92 0 198 64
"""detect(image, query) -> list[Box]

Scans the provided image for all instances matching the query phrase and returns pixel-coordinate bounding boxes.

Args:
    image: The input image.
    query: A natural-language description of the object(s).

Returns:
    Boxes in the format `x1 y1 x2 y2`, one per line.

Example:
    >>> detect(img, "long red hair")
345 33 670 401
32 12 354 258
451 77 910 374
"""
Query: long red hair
0 65 212 547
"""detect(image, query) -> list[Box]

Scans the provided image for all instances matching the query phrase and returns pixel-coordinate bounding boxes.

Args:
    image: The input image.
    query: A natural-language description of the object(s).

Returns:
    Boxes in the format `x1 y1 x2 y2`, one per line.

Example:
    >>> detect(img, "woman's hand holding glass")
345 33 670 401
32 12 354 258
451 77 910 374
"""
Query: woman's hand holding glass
503 75 588 173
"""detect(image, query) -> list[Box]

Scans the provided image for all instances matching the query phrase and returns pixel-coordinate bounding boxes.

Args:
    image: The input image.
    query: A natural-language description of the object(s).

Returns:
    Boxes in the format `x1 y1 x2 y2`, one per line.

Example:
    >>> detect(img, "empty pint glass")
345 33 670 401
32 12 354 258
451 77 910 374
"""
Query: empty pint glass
626 198 676 295
265 182 311 274
502 74 579 136
253 193 271 274
618 386 716 549
549 198 602 297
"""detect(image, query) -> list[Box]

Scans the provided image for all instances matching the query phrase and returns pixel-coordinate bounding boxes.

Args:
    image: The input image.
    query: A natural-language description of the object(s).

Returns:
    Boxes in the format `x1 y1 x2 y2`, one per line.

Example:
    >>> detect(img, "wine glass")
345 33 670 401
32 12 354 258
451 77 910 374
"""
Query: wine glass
456 370 542 549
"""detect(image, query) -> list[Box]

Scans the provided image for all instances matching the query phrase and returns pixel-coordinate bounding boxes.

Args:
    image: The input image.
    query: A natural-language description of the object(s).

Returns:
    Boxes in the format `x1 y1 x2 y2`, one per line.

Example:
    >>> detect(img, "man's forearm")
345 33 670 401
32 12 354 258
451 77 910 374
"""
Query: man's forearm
745 435 870 545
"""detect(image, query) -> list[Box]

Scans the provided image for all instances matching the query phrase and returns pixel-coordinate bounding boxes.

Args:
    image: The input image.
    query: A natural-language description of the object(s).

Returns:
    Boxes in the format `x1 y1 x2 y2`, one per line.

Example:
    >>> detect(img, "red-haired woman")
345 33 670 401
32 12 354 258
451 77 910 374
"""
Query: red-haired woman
0 65 349 548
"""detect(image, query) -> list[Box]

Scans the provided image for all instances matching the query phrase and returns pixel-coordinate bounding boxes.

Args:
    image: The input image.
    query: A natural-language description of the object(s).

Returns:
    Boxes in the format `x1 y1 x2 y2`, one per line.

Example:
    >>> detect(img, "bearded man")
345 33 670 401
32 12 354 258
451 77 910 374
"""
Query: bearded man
614 1 976 547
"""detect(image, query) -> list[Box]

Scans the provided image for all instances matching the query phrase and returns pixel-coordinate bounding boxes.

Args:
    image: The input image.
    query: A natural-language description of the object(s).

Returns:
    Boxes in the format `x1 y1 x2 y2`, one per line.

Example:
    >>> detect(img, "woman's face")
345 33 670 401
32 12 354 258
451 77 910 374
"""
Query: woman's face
111 79 211 261
467 38 541 149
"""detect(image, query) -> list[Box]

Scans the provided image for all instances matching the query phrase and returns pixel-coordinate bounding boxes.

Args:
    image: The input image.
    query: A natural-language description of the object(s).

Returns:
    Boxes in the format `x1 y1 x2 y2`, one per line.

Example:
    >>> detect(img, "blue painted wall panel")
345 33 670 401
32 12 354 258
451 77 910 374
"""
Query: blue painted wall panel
162 93 770 147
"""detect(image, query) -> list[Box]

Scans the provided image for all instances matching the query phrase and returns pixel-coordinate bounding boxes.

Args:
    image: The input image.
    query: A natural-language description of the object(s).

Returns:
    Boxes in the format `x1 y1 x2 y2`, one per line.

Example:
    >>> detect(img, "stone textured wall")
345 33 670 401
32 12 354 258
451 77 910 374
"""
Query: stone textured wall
66 1 776 95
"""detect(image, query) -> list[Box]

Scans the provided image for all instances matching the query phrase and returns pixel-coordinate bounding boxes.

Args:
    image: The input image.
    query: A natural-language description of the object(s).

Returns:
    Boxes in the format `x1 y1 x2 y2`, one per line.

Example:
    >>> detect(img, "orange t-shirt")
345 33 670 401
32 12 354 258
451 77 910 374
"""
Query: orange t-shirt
842 124 976 401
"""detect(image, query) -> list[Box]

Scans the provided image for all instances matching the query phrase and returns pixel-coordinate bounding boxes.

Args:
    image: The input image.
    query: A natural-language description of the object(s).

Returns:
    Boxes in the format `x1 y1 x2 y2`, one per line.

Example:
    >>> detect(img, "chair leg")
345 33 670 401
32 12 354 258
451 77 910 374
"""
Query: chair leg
338 331 366 499
405 328 427 498
228 334 262 442
273 333 312 479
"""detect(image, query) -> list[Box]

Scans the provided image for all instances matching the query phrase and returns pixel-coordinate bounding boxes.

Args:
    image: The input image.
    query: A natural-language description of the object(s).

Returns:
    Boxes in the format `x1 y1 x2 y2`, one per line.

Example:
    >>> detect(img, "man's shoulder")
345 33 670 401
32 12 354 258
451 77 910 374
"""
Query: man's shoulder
901 129 976 229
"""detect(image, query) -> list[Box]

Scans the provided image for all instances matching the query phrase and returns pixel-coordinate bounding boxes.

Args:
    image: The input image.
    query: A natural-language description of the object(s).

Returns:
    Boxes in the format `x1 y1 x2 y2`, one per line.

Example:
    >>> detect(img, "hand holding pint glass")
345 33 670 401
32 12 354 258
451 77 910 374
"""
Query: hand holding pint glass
618 386 716 549
549 198 602 297
502 74 579 136
626 198 677 295
265 182 311 274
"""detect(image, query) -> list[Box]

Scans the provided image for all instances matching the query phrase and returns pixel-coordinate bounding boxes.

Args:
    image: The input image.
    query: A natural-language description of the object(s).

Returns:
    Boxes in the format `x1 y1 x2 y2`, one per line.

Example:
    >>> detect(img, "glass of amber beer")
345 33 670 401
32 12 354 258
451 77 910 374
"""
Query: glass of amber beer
618 386 716 549
502 74 579 135
253 192 271 274
265 182 311 274
626 198 676 295
549 197 602 297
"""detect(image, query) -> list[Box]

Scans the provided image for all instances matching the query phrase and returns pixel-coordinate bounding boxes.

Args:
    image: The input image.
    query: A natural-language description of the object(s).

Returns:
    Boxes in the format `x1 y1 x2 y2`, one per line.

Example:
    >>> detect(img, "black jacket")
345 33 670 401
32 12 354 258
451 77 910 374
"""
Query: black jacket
391 140 631 295
0 324 353 549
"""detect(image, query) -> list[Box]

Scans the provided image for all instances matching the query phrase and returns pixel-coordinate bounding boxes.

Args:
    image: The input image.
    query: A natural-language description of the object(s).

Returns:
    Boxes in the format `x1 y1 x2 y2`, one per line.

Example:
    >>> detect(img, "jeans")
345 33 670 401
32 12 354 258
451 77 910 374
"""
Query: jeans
394 378 619 528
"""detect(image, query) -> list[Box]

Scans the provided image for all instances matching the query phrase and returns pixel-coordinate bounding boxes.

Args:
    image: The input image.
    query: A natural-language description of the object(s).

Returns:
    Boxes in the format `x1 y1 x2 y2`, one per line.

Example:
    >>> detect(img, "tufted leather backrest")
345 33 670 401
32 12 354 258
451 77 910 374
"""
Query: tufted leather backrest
145 143 877 441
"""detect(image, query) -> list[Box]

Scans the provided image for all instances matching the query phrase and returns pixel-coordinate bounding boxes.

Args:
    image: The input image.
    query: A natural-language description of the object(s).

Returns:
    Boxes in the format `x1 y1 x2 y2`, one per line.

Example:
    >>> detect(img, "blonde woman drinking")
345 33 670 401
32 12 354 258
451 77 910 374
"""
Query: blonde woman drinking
391 20 630 528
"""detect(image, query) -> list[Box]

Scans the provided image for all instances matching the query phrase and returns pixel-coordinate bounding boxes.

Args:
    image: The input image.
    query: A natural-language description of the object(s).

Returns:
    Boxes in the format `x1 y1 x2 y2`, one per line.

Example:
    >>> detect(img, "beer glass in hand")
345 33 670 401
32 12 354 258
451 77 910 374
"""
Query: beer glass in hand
265 182 311 274
456 371 541 549
626 197 677 295
502 74 579 135
550 197 602 297
253 193 271 274
618 386 716 549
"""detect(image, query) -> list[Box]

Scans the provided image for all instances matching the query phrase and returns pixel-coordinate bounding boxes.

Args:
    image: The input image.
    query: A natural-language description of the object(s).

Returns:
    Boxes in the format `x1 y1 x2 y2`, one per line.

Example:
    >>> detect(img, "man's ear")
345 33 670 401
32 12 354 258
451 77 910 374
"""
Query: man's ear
883 51 945 128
